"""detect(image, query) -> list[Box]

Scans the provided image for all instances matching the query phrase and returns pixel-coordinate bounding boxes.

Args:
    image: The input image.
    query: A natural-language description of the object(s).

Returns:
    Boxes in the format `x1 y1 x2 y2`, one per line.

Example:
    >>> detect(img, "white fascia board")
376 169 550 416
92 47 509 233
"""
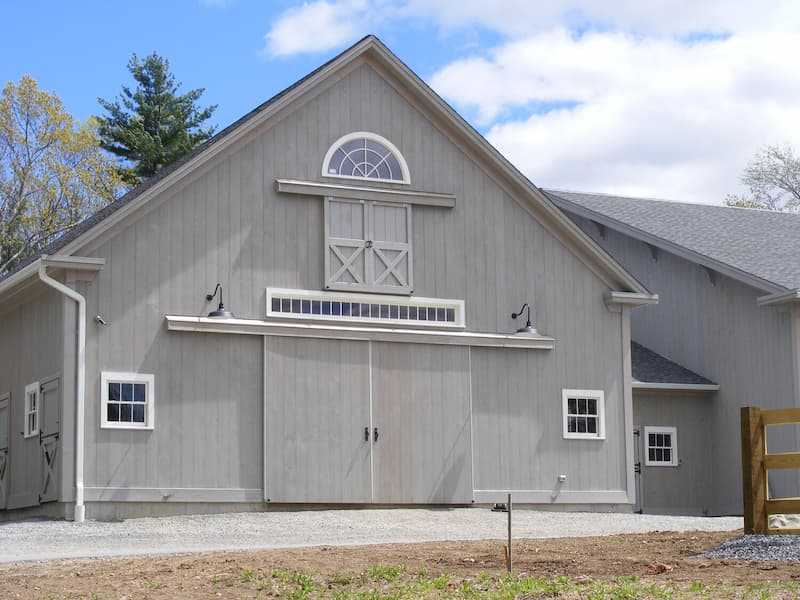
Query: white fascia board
605 291 659 307
0 259 41 299
0 254 105 300
758 289 800 307
275 178 456 208
632 382 720 392
165 315 556 349
552 195 787 296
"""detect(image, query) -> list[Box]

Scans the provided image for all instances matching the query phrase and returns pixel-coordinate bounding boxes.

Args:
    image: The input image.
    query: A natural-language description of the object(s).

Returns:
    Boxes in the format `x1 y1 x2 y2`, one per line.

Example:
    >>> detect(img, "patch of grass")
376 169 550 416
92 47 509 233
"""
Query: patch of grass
367 564 405 583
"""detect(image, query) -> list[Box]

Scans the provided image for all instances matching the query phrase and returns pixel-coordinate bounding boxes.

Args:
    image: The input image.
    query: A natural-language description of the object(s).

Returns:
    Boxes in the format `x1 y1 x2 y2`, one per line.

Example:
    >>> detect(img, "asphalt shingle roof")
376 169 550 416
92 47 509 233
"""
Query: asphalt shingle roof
631 342 716 386
546 189 800 292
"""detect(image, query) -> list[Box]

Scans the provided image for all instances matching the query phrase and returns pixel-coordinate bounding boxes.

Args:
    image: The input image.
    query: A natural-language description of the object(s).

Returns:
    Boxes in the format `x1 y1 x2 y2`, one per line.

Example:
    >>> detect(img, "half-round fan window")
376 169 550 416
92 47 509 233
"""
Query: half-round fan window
322 132 410 184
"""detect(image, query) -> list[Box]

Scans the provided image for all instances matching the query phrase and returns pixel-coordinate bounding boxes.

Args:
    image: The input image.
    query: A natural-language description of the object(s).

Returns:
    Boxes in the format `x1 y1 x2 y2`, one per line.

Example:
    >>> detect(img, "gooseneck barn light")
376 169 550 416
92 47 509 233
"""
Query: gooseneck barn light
511 302 538 335
206 283 234 319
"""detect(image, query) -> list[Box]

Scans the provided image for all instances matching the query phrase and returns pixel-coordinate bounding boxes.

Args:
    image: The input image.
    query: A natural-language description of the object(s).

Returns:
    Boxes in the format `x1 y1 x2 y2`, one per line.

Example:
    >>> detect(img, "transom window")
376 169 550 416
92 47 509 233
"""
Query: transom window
101 372 155 430
562 389 605 440
267 287 465 328
644 426 678 466
323 132 410 184
24 382 40 438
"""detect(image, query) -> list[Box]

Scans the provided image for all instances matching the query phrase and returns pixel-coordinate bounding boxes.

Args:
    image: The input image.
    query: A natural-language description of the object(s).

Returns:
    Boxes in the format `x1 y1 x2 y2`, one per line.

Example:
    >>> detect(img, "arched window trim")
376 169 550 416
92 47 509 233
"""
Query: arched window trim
322 131 411 185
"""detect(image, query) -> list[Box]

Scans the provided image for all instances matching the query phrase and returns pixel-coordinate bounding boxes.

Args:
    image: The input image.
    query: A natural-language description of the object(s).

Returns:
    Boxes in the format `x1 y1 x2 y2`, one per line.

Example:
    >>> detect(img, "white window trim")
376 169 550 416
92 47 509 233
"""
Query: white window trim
267 287 466 329
24 382 40 438
101 372 155 430
322 131 411 185
644 426 679 467
562 389 606 440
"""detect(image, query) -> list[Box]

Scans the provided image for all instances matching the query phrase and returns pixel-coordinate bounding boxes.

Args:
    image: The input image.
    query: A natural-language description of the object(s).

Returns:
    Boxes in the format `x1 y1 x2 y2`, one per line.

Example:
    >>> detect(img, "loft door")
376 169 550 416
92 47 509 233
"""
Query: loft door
264 337 372 502
370 342 473 503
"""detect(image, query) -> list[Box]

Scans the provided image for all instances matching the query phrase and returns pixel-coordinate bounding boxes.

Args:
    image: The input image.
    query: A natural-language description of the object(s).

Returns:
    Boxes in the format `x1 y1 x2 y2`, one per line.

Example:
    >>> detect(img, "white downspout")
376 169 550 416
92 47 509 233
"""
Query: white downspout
38 259 86 523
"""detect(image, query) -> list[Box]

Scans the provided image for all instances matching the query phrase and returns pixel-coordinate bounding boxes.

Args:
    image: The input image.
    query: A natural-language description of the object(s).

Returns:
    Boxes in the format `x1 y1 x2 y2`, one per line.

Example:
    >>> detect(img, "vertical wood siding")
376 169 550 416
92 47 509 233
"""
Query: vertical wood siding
61 62 626 500
0 288 64 509
572 214 795 514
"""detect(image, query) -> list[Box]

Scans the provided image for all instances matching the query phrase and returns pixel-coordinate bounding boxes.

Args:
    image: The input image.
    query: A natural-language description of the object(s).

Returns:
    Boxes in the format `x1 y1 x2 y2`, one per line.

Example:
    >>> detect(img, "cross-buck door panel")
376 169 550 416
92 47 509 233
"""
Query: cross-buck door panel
264 337 372 503
370 342 473 503
39 379 60 504
325 198 412 294
0 394 8 510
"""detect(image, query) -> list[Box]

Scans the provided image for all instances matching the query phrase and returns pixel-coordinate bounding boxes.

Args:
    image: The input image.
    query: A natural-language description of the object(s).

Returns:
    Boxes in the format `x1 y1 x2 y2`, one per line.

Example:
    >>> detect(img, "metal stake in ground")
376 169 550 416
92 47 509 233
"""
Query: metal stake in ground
507 492 512 573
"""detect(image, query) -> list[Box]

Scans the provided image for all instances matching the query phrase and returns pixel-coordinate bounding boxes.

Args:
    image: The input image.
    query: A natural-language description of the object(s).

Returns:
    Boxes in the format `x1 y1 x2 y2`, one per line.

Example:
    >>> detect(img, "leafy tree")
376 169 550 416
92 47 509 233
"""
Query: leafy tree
0 76 122 275
97 53 217 183
726 144 800 212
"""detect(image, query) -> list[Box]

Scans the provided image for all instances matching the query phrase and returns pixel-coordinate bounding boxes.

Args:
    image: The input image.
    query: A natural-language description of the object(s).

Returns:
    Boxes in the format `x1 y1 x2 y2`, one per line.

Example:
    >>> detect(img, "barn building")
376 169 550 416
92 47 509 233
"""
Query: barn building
0 35 720 522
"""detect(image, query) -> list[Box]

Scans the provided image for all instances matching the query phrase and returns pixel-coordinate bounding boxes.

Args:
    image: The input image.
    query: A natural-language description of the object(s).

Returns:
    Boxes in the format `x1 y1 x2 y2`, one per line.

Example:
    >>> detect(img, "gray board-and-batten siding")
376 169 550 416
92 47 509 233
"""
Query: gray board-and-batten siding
0 43 640 515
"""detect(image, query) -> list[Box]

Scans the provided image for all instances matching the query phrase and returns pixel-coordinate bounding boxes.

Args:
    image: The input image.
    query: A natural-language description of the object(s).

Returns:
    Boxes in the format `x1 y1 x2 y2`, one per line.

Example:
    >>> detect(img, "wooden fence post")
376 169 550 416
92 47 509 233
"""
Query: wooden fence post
741 406 767 534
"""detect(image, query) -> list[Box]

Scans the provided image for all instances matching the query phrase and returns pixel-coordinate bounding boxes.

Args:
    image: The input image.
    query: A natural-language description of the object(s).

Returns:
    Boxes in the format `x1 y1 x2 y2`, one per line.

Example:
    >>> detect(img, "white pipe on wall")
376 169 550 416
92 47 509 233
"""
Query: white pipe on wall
38 260 86 523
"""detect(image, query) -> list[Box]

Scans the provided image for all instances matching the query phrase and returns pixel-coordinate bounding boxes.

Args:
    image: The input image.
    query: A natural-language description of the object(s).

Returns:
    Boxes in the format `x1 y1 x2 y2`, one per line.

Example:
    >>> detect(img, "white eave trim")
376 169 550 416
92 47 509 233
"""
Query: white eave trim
165 315 555 349
605 291 659 307
758 289 800 307
275 178 456 208
632 381 720 392
0 254 105 299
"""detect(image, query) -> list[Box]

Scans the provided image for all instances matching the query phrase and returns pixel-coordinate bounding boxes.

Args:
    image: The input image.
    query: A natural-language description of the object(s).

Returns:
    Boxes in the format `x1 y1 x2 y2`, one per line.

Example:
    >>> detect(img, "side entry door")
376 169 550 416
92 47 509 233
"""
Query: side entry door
39 379 60 504
0 393 9 509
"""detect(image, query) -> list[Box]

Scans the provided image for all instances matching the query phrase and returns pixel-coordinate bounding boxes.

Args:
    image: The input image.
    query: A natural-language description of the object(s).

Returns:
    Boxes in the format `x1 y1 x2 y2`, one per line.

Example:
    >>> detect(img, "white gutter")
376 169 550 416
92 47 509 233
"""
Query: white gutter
757 289 800 307
36 257 101 523
632 381 720 393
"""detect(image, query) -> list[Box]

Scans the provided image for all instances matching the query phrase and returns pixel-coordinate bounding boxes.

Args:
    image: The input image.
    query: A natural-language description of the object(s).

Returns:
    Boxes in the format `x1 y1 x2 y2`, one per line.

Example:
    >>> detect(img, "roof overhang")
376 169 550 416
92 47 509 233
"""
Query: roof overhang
632 381 719 393
605 291 659 308
0 255 105 301
549 191 788 296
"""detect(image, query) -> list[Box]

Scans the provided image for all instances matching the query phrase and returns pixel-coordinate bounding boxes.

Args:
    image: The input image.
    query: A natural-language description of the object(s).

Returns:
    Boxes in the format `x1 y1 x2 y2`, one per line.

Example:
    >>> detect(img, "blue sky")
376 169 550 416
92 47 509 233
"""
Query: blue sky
3 0 799 204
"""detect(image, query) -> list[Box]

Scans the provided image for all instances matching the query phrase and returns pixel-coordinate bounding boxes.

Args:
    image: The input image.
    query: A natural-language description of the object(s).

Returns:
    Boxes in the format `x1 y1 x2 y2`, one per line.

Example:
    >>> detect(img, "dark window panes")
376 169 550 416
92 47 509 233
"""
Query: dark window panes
568 416 577 432
437 308 446 321
322 301 331 315
120 404 132 422
587 398 597 415
361 303 370 317
663 434 671 446
648 448 656 462
649 433 656 446
342 302 351 316
663 449 671 463
578 398 587 415
107 403 119 422
380 305 390 318
419 307 428 321
370 304 380 317
291 299 301 313
109 383 120 402
409 306 418 320
587 418 597 434
390 305 399 319
351 303 361 317
332 302 341 316
133 384 145 403
656 448 664 462
328 148 346 174
385 155 402 181
577 417 587 433
271 297 281 312
281 298 291 312
132 404 145 423
399 306 408 319
312 300 321 314
302 300 311 314
568 398 577 414
446 308 455 322
122 383 133 402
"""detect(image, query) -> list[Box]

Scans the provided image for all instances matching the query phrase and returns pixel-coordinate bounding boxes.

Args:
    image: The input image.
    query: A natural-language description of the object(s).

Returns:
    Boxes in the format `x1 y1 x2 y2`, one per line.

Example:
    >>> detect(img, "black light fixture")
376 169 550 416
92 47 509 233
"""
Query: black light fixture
511 302 538 335
206 283 233 319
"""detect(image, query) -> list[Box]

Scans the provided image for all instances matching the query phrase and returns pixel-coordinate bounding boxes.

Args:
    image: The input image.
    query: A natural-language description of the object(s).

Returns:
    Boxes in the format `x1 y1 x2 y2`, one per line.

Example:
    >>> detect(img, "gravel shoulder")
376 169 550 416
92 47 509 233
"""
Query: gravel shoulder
0 508 741 563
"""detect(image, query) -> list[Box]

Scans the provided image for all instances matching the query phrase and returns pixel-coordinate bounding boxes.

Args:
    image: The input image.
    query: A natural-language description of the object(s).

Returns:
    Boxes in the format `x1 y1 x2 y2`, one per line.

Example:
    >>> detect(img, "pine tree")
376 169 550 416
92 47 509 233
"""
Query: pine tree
97 53 217 183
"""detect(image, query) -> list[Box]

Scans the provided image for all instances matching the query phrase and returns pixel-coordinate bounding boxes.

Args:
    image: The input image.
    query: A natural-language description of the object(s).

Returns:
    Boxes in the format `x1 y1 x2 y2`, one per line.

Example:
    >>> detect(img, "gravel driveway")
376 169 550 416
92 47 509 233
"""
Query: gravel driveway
0 508 741 563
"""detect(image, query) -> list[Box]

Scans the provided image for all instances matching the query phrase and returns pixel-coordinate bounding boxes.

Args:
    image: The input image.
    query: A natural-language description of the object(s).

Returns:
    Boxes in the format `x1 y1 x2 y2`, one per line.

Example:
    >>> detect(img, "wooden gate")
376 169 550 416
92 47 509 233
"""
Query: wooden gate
741 406 800 534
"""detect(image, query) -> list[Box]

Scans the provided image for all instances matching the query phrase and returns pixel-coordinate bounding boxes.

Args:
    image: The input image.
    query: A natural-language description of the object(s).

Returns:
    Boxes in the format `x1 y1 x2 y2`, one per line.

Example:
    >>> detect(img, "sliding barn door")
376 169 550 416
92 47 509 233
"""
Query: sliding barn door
0 395 8 509
264 337 372 502
371 343 473 503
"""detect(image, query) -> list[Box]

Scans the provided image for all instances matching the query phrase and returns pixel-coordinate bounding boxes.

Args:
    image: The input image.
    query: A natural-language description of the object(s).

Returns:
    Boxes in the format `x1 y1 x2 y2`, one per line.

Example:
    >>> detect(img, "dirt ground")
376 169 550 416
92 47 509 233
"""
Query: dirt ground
1 530 797 599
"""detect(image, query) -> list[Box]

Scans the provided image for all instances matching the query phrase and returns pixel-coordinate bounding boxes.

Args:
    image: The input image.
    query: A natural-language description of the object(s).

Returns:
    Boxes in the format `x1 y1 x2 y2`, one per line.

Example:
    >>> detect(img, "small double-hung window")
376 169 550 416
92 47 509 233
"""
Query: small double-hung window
562 389 605 440
325 198 412 295
101 372 155 430
24 382 40 438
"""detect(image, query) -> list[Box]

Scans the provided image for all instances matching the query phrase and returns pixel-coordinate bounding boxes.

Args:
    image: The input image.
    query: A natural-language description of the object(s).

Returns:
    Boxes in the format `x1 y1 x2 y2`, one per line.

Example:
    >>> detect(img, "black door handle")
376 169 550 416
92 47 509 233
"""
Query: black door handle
364 427 369 442
373 427 379 442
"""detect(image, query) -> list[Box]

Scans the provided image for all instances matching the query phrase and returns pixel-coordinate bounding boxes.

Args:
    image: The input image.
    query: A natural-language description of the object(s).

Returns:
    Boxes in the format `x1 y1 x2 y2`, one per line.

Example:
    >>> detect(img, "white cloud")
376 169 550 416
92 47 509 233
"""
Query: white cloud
431 29 800 203
263 0 373 58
